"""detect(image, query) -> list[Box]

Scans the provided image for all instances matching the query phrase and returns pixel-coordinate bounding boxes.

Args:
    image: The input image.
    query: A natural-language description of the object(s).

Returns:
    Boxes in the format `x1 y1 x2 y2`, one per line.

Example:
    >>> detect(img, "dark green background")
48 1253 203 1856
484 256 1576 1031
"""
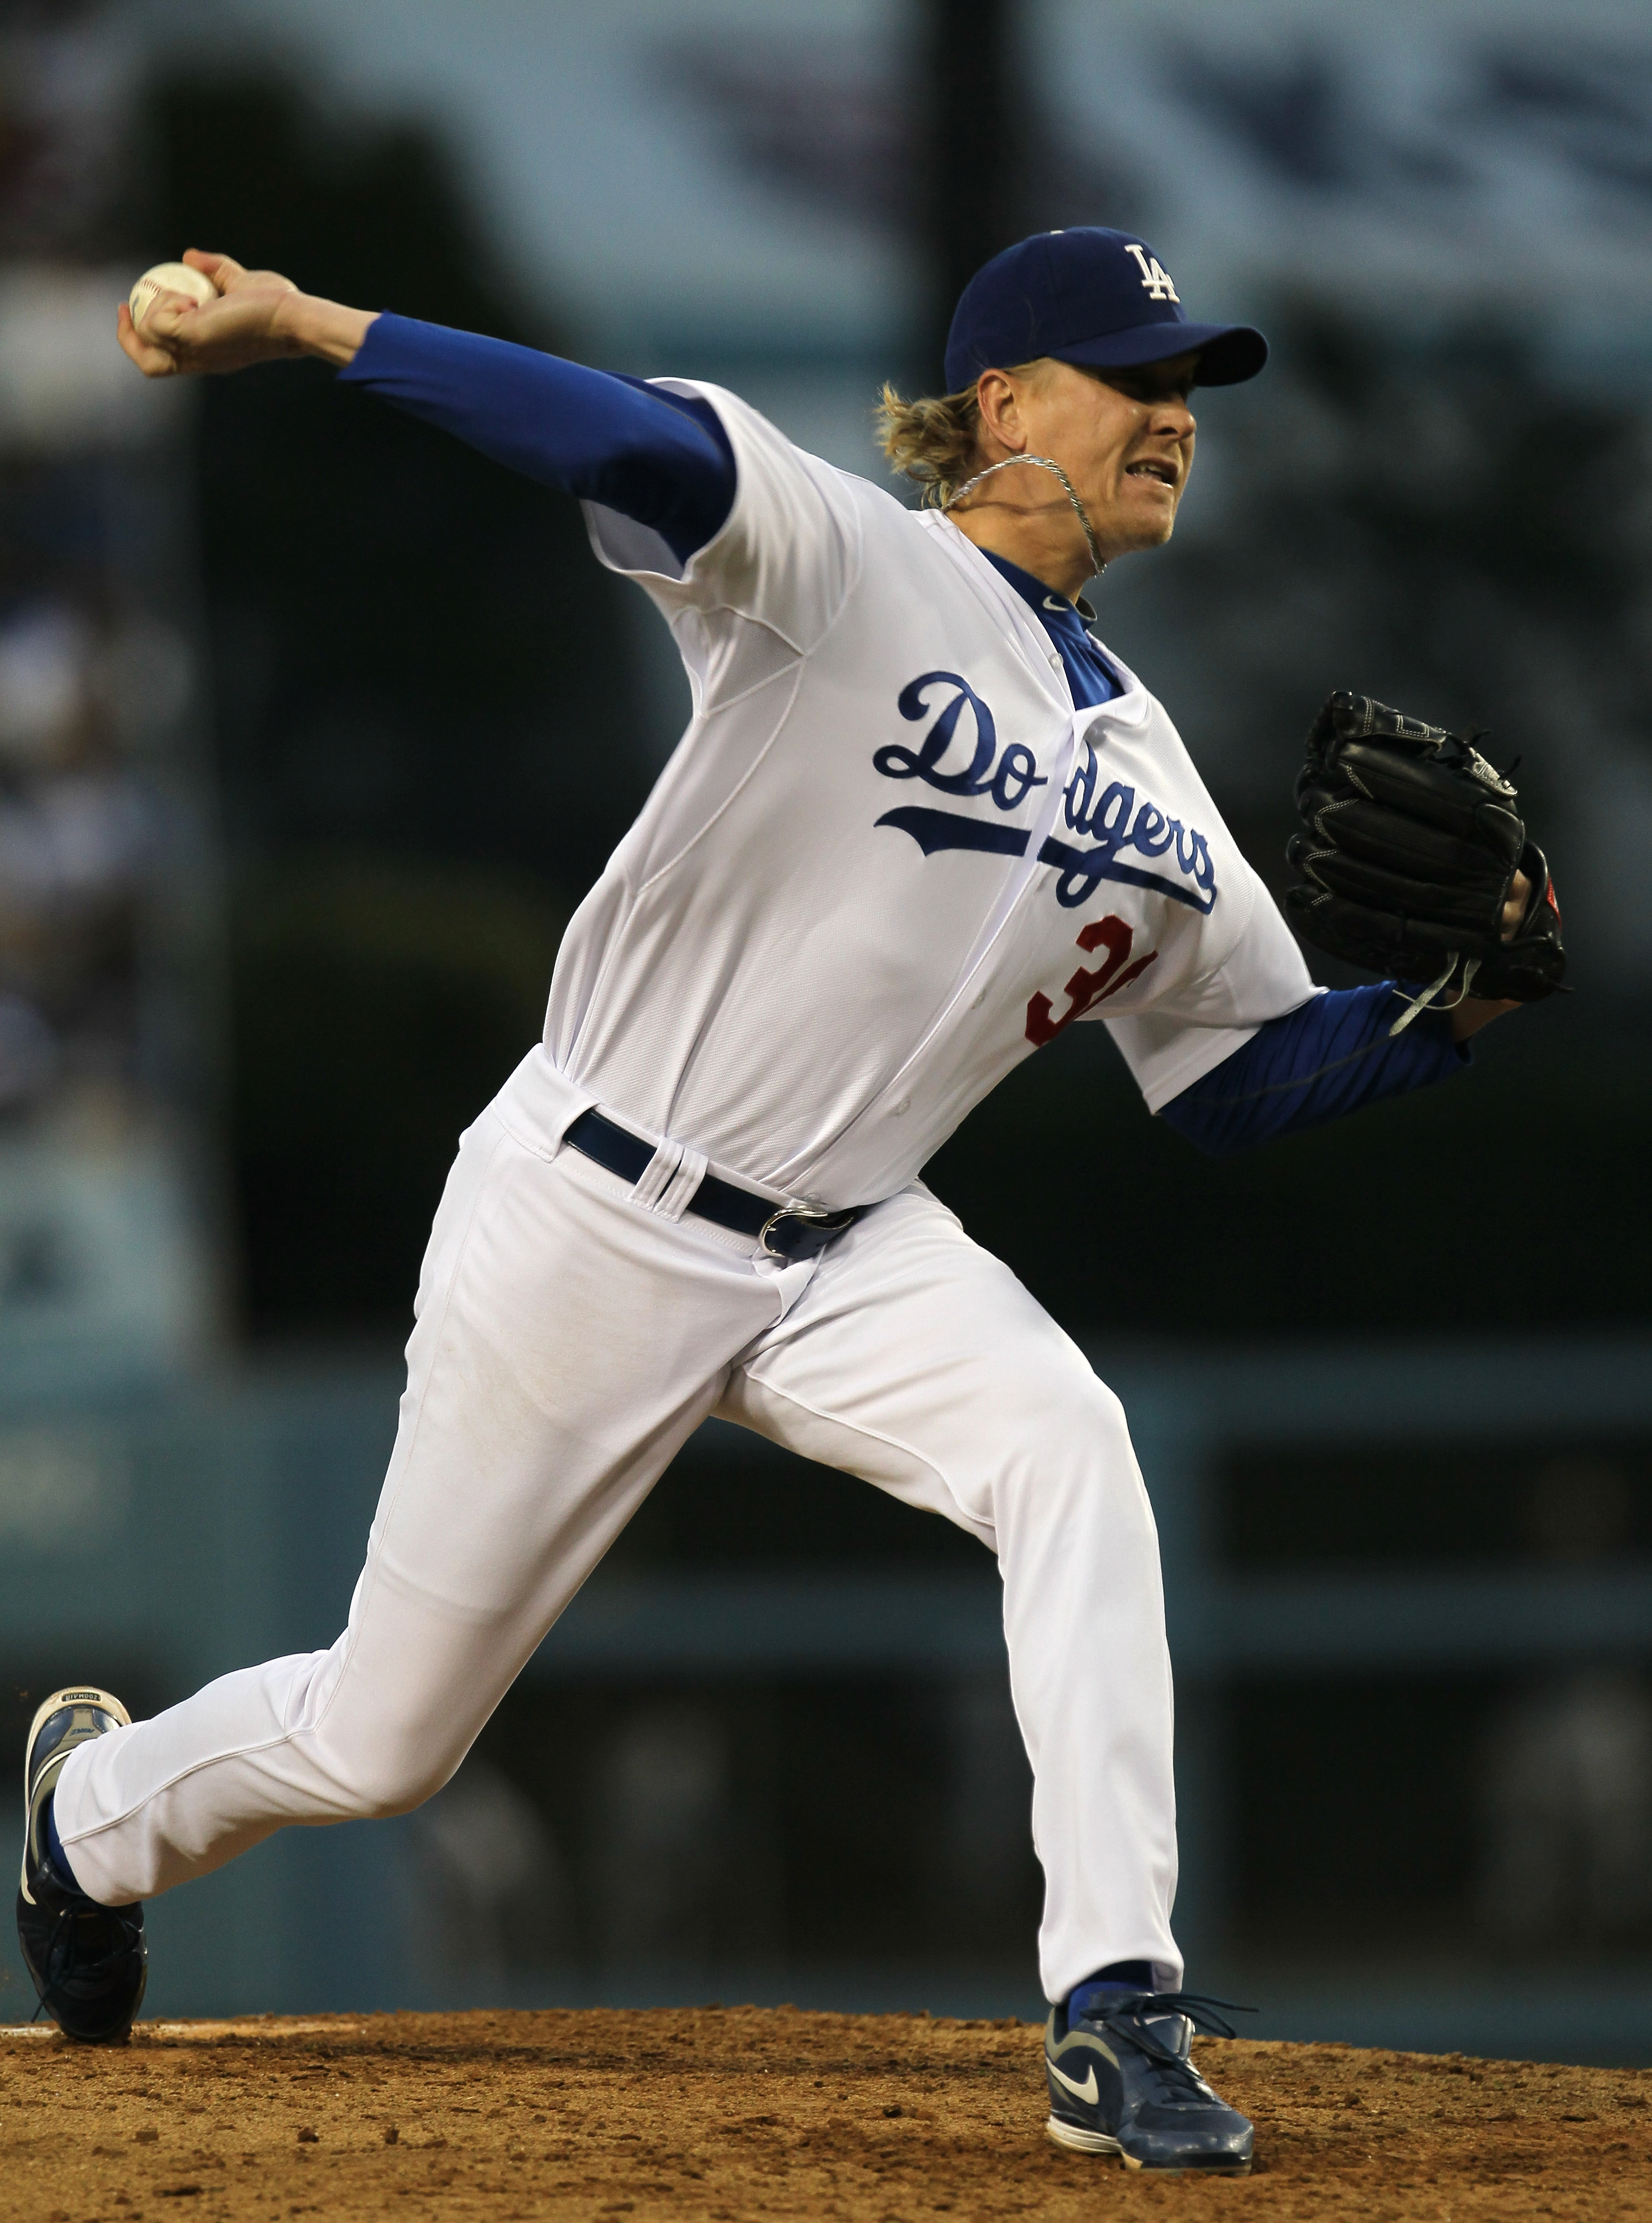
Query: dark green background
136 71 1646 1348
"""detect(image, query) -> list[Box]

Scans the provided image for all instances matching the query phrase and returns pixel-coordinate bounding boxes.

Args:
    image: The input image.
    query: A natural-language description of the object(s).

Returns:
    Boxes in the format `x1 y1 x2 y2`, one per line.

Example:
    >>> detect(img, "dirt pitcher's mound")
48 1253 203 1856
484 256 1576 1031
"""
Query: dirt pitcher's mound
3 2006 1648 2220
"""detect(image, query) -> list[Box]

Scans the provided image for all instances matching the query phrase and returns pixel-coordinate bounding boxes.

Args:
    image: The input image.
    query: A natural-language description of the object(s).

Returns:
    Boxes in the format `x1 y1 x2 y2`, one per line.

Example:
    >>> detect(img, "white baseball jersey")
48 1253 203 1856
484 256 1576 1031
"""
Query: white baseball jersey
546 382 1316 1208
54 368 1295 2012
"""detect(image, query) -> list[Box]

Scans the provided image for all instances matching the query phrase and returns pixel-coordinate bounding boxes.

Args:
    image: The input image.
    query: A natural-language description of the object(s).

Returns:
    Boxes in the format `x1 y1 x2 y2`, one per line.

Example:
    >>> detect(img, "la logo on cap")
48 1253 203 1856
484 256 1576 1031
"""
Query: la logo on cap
943 226 1267 392
1124 243 1179 302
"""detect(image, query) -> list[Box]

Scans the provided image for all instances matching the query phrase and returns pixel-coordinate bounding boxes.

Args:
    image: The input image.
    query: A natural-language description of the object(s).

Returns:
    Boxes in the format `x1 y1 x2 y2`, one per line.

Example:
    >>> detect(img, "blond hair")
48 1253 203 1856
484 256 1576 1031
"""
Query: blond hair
876 362 1044 509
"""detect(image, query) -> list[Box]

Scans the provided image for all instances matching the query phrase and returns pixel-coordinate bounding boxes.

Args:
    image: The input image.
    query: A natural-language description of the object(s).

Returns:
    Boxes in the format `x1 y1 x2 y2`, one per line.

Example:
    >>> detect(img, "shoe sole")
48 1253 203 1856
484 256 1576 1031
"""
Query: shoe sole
19 1687 132 1900
1046 2116 1124 2158
1046 2115 1252 2174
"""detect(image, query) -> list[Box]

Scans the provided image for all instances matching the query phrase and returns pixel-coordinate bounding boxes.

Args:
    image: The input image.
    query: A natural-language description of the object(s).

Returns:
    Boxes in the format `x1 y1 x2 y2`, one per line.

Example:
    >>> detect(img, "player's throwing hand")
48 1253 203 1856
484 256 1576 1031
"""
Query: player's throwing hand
118 250 318 378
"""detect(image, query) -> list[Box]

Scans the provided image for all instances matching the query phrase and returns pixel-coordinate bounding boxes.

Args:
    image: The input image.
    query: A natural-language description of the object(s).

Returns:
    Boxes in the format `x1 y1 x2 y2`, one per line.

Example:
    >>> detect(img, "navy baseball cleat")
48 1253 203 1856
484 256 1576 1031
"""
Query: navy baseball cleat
17 1686 147 2043
1044 1989 1254 2173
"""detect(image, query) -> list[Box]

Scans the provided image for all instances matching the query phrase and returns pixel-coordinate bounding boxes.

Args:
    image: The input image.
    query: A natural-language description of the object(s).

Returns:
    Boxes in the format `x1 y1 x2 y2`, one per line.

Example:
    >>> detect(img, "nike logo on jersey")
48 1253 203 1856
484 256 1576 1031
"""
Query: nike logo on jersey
873 673 1218 914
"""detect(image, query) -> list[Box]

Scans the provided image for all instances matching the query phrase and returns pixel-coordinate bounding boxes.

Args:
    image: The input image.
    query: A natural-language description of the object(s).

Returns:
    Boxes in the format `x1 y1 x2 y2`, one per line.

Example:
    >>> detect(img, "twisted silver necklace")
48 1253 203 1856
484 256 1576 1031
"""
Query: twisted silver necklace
941 454 1106 584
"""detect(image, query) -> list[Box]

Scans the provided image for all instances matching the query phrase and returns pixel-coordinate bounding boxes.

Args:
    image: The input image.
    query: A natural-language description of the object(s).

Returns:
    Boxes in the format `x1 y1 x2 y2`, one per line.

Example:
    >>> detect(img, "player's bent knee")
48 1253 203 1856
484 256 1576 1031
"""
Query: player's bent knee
331 1753 457 1823
311 1710 468 1823
1009 1358 1134 1467
975 1355 1146 1519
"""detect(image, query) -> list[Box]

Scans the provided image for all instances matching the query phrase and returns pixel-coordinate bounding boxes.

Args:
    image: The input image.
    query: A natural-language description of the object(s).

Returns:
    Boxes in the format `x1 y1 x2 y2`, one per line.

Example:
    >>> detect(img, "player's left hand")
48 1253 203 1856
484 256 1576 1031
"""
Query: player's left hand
1450 867 1530 1040
1284 692 1565 1043
117 250 304 378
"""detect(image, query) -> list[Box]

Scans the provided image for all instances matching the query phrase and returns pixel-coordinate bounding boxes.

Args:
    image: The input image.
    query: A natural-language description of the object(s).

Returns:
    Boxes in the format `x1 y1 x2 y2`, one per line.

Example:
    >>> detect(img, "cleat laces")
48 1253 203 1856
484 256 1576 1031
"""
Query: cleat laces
29 1895 145 2014
1080 1990 1255 2104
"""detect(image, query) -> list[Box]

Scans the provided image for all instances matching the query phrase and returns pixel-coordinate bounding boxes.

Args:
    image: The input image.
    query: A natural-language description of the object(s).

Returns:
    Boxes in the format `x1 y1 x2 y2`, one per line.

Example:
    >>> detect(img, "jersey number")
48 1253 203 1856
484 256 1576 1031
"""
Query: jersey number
1024 916 1158 1048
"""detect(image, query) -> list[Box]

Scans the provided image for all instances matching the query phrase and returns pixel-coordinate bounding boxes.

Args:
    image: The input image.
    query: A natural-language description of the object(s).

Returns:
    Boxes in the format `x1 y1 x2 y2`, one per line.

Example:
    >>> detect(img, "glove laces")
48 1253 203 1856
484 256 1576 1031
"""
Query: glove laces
1388 954 1481 1037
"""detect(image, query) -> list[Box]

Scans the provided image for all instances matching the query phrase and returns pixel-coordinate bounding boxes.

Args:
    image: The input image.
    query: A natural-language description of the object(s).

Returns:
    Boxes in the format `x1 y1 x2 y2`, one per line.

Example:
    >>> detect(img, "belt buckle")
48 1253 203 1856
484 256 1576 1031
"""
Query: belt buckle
758 1202 850 1262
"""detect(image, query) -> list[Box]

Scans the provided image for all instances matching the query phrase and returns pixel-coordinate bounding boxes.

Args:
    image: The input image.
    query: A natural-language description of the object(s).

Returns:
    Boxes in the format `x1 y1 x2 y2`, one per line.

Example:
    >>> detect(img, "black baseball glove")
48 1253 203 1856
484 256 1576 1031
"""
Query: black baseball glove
1284 692 1566 1008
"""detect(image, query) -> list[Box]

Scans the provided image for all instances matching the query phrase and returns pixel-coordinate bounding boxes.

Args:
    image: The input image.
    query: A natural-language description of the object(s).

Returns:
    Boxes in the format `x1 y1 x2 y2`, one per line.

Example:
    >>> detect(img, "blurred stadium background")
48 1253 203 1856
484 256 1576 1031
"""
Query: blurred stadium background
1 0 1649 2062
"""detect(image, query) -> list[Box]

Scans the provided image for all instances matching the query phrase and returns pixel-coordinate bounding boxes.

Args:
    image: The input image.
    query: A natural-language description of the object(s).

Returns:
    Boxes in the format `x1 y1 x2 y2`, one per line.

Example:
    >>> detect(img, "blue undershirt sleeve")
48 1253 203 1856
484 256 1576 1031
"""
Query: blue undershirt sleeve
338 312 736 562
1158 983 1470 1158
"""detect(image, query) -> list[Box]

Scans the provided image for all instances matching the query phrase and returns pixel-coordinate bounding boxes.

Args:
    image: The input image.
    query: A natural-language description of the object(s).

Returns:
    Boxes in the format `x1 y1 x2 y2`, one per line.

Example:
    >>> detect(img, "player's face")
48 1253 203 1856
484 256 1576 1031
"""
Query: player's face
960 353 1202 595
1037 355 1199 559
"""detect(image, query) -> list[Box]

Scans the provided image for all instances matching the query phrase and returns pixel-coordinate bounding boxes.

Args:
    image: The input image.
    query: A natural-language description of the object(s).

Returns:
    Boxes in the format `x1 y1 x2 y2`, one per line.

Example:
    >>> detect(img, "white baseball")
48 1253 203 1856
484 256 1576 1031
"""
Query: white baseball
129 261 217 332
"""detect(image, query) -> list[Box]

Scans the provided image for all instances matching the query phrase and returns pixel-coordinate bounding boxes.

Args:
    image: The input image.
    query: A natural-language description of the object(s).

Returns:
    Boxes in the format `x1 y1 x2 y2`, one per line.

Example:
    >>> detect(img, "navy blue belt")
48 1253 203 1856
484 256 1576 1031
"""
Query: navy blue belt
562 1107 860 1262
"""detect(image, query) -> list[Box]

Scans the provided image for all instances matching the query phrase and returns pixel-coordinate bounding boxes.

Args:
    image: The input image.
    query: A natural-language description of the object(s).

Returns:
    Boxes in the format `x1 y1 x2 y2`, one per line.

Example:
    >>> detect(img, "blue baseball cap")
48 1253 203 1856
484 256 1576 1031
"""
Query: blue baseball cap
944 227 1267 394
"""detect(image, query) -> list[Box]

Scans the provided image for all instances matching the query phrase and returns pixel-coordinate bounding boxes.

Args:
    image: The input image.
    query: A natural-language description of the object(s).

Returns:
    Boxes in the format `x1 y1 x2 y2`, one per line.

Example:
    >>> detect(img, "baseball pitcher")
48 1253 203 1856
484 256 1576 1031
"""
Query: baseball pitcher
19 227 1560 2170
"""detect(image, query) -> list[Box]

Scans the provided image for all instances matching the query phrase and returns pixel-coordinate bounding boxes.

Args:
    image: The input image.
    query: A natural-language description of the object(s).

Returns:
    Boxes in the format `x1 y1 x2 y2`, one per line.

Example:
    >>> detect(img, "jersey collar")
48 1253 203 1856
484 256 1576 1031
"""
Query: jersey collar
977 549 1098 625
918 511 1152 765
920 509 1075 708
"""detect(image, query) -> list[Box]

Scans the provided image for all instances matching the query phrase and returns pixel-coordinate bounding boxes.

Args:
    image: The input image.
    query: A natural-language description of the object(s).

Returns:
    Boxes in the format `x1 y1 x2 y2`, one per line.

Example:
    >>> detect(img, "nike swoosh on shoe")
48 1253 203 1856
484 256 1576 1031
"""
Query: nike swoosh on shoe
1047 2057 1099 2106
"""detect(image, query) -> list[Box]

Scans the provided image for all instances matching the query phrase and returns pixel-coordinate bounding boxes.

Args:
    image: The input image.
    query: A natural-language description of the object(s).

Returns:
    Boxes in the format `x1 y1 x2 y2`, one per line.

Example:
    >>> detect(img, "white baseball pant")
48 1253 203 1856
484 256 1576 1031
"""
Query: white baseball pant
52 1048 1182 2002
